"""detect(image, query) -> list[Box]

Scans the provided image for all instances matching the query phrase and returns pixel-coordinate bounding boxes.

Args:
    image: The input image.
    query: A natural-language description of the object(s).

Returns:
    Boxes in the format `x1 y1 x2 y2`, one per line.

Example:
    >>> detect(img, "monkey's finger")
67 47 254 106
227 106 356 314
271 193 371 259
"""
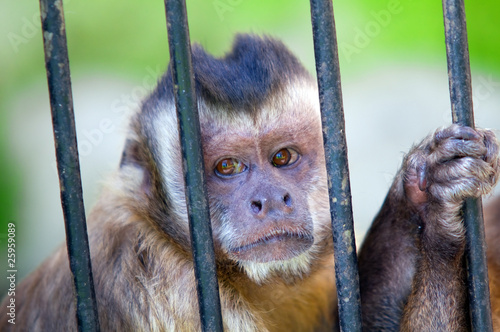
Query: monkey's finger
429 158 496 192
433 125 481 146
481 129 500 164
429 138 488 164
417 162 427 191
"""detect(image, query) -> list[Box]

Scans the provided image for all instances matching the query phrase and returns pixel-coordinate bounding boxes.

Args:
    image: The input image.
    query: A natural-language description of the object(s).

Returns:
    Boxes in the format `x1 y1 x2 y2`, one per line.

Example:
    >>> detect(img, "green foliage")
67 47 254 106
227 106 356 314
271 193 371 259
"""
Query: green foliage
2 0 500 87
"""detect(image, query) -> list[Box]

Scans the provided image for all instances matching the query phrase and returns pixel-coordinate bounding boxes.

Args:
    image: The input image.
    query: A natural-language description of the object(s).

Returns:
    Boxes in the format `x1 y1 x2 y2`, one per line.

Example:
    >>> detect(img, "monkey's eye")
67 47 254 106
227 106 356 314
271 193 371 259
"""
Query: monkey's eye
271 148 299 167
215 158 247 177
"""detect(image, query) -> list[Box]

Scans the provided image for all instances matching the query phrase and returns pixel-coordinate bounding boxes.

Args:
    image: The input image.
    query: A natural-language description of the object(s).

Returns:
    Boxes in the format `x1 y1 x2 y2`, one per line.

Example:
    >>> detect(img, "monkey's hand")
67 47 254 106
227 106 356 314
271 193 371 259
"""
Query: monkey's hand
397 125 500 331
359 125 499 331
403 124 500 242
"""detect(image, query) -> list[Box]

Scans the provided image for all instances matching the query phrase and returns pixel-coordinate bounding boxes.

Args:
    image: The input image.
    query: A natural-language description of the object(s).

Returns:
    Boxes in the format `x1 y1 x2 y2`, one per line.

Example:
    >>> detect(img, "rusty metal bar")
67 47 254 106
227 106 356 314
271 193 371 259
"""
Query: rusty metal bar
442 0 493 330
163 0 224 331
309 0 362 331
39 0 100 331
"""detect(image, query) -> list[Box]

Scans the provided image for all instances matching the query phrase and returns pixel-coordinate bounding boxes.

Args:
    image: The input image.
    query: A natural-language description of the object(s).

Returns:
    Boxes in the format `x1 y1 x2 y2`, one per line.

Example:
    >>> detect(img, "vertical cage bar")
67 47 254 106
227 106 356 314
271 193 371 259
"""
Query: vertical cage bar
39 0 100 331
309 0 362 331
442 0 493 330
164 1 224 331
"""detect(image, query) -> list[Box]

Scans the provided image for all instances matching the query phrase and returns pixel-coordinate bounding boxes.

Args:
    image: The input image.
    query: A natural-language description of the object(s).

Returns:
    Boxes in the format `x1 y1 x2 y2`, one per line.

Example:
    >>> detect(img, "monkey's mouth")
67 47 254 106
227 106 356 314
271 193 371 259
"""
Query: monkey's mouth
229 230 314 263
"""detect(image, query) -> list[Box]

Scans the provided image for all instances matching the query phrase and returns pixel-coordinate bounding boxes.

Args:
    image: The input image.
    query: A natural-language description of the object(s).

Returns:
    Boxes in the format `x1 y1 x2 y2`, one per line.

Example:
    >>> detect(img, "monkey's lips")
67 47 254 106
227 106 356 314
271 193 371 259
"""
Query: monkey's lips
229 230 314 263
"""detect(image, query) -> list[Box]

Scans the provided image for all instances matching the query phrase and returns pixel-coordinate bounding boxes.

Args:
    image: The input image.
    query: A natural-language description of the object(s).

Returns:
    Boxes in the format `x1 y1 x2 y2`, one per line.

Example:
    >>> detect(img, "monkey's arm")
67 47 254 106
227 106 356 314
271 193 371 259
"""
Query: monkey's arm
358 125 500 331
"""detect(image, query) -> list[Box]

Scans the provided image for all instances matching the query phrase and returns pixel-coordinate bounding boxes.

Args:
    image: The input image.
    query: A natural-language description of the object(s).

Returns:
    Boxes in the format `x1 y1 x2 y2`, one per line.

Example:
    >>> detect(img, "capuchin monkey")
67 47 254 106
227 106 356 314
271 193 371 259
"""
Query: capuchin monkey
1 34 499 331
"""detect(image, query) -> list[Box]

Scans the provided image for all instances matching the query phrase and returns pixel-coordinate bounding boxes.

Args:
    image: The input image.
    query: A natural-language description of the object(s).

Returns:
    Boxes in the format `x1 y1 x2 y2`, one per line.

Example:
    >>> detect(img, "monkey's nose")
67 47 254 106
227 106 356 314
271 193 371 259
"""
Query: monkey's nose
283 193 292 207
250 193 293 217
251 199 264 214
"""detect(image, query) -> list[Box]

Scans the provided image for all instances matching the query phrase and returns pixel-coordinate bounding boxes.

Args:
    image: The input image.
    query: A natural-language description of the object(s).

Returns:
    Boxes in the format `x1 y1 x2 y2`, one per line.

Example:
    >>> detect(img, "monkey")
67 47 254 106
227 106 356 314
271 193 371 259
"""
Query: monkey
0 34 499 331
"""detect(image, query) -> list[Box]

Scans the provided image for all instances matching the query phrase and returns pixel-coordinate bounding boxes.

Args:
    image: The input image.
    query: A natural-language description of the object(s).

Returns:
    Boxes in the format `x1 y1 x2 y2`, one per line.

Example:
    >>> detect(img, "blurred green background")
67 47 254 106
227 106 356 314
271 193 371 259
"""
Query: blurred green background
1 0 499 295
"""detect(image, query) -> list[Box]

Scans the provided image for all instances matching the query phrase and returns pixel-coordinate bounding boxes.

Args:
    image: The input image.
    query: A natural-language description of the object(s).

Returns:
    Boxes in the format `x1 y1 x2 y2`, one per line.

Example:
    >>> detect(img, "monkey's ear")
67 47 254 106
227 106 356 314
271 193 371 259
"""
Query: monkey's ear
119 139 152 195
120 138 142 168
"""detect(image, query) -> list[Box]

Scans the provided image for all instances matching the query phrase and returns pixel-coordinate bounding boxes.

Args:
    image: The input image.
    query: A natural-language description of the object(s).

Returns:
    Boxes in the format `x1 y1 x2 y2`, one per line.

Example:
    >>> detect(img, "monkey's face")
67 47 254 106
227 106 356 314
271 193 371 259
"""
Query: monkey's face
131 36 332 284
136 79 330 283
200 81 332 282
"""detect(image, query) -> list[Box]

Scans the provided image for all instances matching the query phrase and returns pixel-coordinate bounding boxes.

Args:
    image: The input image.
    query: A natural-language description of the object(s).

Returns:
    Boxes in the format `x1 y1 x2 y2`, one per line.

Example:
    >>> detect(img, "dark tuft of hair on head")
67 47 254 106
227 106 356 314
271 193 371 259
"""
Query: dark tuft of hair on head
149 34 310 112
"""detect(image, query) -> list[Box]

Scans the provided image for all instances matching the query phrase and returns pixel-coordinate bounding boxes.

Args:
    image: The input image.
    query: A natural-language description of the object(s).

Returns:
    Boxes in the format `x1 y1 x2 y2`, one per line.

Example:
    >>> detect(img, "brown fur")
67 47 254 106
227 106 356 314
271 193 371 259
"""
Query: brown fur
486 197 500 331
0 187 335 331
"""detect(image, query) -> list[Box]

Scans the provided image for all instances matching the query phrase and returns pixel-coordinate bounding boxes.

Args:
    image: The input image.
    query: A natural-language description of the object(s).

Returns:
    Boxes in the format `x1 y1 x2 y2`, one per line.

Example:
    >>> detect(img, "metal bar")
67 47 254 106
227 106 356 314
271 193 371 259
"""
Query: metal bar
442 0 493 330
164 1 224 331
309 0 362 331
39 0 100 331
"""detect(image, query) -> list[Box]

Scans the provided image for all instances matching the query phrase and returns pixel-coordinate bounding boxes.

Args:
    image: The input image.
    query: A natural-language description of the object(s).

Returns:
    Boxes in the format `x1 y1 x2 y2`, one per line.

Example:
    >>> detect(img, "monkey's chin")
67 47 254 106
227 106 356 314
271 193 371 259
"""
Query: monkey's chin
237 250 316 285
229 233 314 263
